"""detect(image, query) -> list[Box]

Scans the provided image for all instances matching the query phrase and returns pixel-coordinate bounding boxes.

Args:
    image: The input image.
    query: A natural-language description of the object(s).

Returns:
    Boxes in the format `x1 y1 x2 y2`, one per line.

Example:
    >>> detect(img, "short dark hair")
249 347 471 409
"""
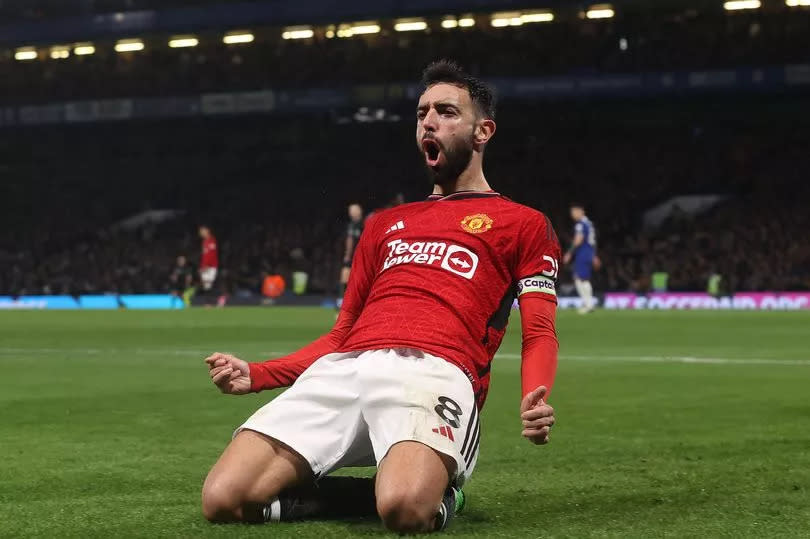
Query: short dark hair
421 60 496 119
570 203 585 210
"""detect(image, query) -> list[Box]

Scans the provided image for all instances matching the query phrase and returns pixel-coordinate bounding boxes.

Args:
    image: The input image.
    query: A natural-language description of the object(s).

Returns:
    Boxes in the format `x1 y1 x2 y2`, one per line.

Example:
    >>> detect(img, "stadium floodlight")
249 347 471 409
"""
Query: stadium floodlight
441 17 459 28
521 11 554 23
50 45 71 59
786 0 810 5
351 22 381 35
223 31 254 44
458 16 476 27
394 19 428 32
115 39 144 52
491 12 523 27
282 26 314 40
336 22 381 38
74 43 95 55
169 36 199 48
586 4 615 19
14 47 37 61
723 0 761 9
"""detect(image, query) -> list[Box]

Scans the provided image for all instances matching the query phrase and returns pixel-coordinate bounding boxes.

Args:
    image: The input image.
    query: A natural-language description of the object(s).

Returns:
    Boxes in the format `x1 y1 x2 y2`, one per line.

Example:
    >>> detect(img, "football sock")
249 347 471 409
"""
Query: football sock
574 279 585 303
581 280 594 309
262 476 377 522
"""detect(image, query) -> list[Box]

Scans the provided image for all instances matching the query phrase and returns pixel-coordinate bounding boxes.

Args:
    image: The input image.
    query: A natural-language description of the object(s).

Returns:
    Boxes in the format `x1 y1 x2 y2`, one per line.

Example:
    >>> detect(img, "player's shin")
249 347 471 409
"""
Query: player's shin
261 476 377 522
574 279 585 301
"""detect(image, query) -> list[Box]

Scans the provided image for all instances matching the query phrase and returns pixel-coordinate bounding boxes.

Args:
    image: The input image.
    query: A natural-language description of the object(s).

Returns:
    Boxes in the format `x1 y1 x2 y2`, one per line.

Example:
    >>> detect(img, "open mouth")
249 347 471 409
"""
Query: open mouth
422 139 442 167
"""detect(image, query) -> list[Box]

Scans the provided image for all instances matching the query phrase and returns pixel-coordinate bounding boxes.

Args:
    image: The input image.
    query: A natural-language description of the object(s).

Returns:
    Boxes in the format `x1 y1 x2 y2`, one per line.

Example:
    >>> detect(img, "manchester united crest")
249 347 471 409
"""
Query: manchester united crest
460 214 493 234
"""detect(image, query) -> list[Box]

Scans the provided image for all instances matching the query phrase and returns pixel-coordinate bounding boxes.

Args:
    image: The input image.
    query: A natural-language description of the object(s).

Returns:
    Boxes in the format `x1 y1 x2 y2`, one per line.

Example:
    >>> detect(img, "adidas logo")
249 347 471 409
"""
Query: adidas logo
432 425 455 441
385 220 405 234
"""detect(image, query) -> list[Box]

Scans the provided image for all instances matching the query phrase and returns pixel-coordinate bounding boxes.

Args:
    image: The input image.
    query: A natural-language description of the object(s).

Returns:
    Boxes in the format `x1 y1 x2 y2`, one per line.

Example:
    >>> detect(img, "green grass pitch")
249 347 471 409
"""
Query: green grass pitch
1 308 808 538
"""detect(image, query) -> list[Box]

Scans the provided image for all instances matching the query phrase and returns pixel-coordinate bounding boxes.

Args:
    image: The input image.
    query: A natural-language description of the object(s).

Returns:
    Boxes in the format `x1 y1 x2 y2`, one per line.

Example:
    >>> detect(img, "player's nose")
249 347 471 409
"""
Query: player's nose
422 108 439 131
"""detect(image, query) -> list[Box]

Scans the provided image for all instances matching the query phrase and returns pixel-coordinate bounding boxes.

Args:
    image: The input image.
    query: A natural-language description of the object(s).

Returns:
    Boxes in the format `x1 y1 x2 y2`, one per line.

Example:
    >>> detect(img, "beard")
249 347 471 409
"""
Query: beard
420 134 474 187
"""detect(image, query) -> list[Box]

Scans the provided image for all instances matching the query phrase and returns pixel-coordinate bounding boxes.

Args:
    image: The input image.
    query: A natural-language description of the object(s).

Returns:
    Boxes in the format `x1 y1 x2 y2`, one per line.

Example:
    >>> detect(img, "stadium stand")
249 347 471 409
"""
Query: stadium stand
1 100 808 296
1 10 810 103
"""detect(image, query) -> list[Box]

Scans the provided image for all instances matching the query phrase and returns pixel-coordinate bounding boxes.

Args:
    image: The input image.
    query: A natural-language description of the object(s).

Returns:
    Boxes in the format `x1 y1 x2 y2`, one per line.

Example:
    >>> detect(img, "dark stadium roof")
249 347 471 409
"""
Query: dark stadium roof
0 0 759 47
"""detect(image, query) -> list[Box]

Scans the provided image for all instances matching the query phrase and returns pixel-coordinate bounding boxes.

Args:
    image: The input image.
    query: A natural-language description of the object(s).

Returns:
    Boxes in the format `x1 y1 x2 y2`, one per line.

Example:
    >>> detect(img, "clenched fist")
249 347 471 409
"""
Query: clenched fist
204 352 252 395
519 385 555 445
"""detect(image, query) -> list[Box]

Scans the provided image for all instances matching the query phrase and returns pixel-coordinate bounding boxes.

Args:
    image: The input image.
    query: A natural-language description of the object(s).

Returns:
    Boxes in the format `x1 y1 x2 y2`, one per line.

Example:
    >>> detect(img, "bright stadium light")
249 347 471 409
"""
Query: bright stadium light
74 43 95 55
169 36 199 48
394 19 428 32
586 4 616 19
458 16 476 27
337 22 381 38
491 12 523 27
724 0 761 9
786 0 810 5
223 31 254 44
14 47 37 61
282 26 314 40
441 17 459 28
115 39 144 52
50 45 71 59
351 22 381 35
522 11 554 23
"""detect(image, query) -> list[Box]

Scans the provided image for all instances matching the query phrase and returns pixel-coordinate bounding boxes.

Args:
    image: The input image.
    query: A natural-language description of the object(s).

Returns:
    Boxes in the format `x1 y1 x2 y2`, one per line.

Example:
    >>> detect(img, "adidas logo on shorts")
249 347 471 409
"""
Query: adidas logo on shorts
432 425 455 441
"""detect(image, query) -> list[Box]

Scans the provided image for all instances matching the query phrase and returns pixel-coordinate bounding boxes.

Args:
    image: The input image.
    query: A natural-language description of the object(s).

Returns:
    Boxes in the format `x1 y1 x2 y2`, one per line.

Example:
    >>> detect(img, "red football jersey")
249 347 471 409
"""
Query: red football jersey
338 191 561 405
201 236 218 269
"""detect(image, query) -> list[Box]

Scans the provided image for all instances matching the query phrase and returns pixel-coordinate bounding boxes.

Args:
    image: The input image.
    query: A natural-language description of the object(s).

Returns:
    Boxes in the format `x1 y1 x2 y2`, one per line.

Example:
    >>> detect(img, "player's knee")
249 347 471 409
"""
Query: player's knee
201 480 243 523
377 490 436 533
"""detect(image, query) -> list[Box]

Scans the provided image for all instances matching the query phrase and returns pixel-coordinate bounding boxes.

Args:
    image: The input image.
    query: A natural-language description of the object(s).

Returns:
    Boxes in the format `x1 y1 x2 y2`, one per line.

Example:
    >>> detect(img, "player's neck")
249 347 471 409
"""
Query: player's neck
431 163 491 196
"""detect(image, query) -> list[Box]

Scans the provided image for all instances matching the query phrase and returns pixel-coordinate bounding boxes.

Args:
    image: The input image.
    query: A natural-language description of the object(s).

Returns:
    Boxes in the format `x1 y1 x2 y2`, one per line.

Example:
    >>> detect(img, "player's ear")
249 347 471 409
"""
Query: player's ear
474 118 496 148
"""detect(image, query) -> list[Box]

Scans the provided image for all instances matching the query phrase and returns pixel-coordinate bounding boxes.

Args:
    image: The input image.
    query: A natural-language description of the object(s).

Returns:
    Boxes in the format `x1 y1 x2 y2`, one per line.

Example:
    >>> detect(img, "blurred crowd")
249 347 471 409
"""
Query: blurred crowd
2 10 810 104
1 101 808 297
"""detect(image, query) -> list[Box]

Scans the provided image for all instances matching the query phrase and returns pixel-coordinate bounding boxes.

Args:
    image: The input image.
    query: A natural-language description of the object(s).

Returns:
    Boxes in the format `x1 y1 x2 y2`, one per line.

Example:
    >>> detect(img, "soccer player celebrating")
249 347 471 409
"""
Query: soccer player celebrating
337 203 364 308
202 61 560 533
563 203 597 314
198 225 218 292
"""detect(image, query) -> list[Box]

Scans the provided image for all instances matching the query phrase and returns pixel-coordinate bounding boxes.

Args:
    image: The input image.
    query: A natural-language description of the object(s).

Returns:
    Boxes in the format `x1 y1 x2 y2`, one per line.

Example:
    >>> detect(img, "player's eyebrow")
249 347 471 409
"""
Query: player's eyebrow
416 100 460 113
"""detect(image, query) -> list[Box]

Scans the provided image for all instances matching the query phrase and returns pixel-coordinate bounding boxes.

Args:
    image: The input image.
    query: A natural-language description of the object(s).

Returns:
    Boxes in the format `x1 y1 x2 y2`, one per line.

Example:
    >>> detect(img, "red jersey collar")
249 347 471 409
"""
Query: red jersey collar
426 190 500 201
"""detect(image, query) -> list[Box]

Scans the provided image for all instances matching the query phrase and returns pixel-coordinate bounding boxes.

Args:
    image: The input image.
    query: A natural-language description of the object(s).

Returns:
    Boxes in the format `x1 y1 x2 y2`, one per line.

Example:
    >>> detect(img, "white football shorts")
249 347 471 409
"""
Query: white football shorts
236 348 480 486
200 267 217 290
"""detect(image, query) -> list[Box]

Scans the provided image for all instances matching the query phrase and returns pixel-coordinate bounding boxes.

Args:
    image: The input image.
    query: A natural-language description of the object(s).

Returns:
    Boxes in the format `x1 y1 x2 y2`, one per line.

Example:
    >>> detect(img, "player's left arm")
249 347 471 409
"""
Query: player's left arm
518 295 558 445
514 211 561 445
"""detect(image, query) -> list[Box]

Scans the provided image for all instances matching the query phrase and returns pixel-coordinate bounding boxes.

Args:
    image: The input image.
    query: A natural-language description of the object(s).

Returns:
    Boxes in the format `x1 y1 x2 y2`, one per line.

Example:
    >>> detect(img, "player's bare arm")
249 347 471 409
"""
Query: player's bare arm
564 232 584 265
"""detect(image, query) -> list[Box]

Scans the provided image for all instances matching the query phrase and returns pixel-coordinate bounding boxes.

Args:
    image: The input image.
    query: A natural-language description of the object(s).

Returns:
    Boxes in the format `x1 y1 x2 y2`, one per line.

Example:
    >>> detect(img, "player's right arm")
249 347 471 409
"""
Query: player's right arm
205 215 379 394
563 222 584 265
